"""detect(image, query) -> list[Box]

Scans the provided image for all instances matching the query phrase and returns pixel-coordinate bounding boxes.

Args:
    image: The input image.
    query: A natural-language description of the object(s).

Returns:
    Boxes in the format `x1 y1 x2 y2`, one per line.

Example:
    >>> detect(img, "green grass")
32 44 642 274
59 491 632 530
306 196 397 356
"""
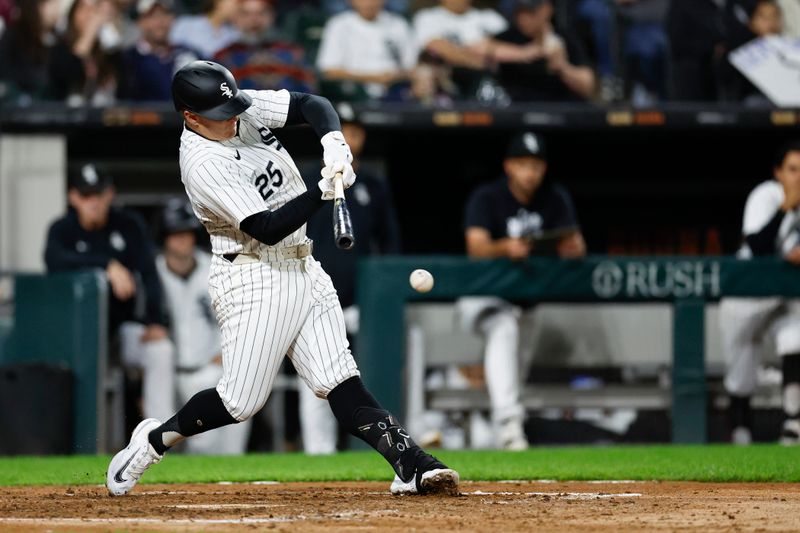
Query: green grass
1 446 799 486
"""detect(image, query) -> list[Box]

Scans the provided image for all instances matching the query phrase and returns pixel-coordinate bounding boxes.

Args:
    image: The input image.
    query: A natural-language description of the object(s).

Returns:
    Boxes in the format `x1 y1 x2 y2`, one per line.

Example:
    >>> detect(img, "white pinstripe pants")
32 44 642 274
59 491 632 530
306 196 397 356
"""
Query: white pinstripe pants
208 255 360 421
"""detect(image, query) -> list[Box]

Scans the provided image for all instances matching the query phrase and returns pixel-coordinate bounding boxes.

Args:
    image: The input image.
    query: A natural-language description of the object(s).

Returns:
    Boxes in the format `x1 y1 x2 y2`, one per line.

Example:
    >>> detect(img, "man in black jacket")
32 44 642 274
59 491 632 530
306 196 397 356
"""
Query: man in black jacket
45 163 174 426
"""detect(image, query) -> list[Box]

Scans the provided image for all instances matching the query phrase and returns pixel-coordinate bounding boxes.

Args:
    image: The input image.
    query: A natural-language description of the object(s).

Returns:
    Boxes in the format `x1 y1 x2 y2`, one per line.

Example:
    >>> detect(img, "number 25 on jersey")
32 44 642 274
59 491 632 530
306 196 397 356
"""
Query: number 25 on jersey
255 160 283 201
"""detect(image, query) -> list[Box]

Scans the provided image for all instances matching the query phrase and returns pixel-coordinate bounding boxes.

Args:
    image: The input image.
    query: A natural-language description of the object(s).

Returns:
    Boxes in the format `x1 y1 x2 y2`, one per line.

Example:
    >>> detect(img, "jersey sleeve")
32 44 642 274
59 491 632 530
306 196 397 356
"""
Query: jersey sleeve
242 89 290 129
743 182 783 235
464 187 492 231
186 157 266 229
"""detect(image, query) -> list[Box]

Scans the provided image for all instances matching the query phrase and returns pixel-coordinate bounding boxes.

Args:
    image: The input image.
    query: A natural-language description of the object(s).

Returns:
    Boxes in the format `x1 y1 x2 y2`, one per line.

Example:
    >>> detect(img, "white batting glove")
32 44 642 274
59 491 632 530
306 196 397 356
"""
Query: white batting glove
321 131 353 166
318 161 357 200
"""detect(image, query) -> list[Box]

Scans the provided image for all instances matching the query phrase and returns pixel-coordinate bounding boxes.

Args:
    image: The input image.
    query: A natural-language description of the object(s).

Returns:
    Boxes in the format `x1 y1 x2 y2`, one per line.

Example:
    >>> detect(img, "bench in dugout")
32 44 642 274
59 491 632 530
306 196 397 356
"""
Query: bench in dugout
404 302 783 444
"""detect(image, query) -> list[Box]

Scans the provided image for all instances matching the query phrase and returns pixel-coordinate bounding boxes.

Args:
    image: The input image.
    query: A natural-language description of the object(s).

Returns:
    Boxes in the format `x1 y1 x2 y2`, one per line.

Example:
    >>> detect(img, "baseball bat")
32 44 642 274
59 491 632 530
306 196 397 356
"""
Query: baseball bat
332 173 355 250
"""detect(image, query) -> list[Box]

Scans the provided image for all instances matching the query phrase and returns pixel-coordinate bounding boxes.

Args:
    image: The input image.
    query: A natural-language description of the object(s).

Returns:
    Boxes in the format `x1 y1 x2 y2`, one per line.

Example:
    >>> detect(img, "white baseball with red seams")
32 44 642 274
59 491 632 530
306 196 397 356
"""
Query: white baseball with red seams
409 269 434 293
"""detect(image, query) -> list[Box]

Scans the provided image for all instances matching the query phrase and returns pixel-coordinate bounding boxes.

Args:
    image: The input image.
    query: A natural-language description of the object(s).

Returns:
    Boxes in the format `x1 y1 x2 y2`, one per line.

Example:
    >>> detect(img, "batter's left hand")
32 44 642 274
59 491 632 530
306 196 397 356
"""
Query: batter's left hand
321 131 353 166
141 324 168 343
320 131 355 197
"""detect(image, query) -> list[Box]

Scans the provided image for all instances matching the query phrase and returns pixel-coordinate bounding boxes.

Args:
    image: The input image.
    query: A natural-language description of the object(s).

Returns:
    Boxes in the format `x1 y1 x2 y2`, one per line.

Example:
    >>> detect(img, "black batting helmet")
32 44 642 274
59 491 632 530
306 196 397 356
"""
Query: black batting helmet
171 60 252 120
162 198 202 236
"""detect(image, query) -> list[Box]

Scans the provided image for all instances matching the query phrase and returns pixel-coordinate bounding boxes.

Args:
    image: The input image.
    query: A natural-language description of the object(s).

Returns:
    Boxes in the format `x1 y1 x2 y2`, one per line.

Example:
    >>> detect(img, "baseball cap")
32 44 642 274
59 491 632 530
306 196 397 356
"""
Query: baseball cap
336 102 359 125
505 131 547 159
515 0 549 11
69 163 114 194
162 198 201 235
136 0 173 16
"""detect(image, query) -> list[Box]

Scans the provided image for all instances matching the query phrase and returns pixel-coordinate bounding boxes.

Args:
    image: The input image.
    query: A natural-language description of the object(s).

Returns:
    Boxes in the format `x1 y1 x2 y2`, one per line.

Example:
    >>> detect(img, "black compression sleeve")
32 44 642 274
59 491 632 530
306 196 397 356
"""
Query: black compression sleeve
285 92 341 138
745 209 786 255
240 188 325 246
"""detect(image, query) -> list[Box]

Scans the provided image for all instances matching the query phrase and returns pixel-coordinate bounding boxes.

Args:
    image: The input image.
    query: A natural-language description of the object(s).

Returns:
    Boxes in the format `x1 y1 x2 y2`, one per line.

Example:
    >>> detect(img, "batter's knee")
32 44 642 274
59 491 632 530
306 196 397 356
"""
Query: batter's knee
307 371 362 400
215 387 264 422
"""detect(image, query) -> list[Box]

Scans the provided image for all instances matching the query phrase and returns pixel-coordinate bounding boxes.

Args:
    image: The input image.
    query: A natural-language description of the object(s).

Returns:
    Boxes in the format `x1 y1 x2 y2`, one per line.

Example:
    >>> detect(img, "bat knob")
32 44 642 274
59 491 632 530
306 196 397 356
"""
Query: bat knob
337 236 354 250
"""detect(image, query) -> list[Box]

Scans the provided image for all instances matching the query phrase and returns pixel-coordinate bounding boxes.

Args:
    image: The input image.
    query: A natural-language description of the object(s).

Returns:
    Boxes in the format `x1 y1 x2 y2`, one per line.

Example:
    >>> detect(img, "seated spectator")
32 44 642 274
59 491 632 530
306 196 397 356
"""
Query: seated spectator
316 0 415 101
170 0 240 58
571 0 623 102
666 0 752 101
494 0 596 102
719 140 800 446
728 0 784 106
457 131 586 450
44 163 174 428
51 0 123 106
571 0 668 104
118 0 199 101
156 199 250 454
0 0 62 103
617 0 669 105
777 0 799 37
213 0 316 93
411 0 544 102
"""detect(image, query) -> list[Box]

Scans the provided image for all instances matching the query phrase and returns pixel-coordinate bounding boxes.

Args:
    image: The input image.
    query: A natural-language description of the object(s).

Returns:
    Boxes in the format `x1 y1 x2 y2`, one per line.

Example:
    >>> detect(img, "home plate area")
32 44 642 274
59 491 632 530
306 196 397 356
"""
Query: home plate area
1 481 800 532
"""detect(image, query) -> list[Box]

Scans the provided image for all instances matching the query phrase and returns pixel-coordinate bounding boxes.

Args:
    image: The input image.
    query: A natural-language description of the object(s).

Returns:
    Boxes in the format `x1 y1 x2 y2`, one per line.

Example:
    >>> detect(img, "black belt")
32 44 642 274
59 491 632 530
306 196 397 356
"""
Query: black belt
223 253 238 263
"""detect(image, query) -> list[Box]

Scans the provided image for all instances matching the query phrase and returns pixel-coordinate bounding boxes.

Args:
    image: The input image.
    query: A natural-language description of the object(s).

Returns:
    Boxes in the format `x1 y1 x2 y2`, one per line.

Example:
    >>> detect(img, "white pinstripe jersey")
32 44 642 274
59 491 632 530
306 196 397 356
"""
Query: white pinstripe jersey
179 89 309 255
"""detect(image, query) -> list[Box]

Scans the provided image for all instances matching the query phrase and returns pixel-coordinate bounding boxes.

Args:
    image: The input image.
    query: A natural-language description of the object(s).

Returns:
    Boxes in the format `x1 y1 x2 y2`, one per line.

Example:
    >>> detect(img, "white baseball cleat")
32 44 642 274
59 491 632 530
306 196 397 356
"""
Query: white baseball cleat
106 418 163 496
390 468 460 496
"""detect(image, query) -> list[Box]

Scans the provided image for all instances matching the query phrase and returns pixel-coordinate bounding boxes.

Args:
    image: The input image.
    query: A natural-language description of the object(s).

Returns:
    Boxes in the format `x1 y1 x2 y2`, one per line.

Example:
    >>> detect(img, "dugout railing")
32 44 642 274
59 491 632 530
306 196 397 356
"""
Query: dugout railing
356 256 800 444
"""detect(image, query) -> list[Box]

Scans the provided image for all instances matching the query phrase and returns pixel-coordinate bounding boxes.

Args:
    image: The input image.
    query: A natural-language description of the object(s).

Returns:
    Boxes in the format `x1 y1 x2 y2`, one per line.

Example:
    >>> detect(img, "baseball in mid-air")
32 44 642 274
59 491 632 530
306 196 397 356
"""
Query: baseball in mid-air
409 269 434 293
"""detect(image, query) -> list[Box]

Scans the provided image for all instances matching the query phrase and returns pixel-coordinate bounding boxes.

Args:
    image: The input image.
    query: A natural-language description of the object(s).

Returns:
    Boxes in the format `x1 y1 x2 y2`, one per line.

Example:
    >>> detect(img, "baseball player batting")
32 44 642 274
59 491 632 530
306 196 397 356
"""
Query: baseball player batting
106 60 458 496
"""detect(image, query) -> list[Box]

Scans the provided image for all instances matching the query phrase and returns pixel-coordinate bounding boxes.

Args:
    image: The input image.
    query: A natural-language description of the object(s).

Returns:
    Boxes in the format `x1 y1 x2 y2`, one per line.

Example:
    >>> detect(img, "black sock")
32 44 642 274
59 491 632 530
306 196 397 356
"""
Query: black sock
148 388 238 455
783 353 800 420
729 395 752 430
328 377 443 483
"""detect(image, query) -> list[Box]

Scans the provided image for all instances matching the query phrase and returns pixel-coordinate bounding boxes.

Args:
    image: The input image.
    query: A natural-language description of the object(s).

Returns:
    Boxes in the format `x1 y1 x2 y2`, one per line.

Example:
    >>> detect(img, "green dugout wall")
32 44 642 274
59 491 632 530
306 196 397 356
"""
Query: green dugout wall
0 271 107 453
356 256 800 444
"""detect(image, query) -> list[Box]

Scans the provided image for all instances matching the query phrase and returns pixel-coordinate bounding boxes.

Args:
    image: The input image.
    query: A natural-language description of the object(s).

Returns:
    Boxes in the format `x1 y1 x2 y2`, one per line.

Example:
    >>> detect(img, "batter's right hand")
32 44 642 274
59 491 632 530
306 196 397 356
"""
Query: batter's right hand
318 161 356 200
106 259 136 301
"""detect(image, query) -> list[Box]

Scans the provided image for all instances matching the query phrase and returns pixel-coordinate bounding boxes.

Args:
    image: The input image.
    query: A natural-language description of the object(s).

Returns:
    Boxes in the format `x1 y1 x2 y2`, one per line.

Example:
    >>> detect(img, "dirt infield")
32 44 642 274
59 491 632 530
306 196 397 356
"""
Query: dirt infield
1 481 800 532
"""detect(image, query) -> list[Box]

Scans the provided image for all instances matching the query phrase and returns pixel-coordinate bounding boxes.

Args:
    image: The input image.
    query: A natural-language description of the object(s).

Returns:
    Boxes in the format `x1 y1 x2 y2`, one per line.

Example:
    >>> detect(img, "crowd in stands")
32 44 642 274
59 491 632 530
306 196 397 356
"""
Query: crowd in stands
1 0 798 108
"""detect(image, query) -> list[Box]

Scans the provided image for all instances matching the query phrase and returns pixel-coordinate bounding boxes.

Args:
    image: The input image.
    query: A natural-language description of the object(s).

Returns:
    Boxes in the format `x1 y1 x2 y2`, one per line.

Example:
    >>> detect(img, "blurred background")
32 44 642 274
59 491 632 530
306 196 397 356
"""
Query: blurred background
1 0 800 456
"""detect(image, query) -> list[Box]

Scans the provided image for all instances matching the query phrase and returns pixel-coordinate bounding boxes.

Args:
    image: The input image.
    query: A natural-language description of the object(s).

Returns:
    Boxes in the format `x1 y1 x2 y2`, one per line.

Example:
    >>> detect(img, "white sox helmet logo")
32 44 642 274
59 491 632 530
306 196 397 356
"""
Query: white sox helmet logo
220 82 233 98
